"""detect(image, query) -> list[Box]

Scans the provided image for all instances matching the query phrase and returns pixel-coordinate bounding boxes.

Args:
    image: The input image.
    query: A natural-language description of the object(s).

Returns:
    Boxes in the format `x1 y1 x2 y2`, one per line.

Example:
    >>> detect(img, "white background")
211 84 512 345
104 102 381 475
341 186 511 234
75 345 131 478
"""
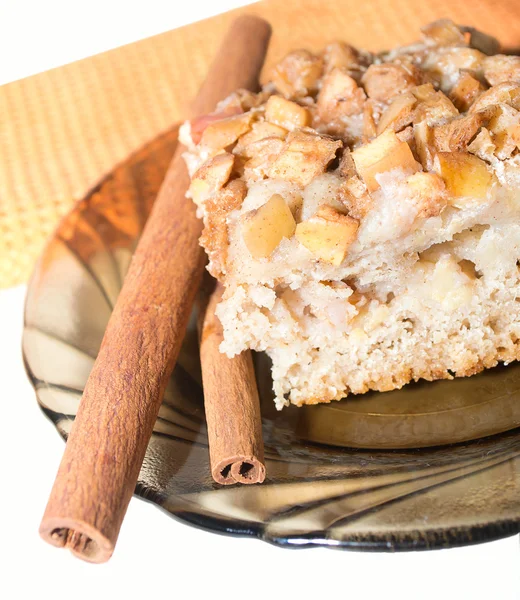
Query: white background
1 1 520 599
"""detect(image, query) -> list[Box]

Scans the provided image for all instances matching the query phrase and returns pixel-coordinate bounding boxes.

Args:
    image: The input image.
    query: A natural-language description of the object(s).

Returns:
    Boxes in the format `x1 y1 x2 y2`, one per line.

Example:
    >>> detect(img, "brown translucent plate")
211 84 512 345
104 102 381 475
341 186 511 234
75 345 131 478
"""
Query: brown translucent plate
23 126 520 551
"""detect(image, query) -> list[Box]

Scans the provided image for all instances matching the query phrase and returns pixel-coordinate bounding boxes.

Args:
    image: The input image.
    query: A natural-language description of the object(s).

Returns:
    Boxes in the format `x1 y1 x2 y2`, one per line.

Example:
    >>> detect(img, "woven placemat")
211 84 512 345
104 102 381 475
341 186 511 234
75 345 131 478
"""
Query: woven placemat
1 0 519 287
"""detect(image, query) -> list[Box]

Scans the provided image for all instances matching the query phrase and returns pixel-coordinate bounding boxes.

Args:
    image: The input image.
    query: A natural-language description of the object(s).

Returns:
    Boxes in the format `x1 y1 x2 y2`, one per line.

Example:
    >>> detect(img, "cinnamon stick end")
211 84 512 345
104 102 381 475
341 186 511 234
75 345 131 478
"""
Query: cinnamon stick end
231 14 272 38
212 456 266 485
39 517 114 563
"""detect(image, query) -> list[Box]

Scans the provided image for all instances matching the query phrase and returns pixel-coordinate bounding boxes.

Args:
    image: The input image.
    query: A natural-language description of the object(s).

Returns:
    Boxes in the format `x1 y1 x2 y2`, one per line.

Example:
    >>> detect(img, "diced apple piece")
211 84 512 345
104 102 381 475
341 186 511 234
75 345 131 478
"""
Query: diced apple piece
467 127 496 161
411 83 437 102
449 71 485 111
243 137 285 182
483 55 520 86
270 50 323 97
200 112 255 149
265 95 311 130
377 92 417 134
234 121 288 156
215 89 264 113
492 130 517 159
323 42 362 72
296 206 358 265
424 48 485 89
433 151 493 201
317 68 366 120
414 120 435 169
338 176 373 219
406 171 445 195
432 113 487 152
510 124 520 150
362 63 421 102
189 107 243 144
414 90 459 125
352 129 420 192
406 172 447 218
352 129 400 170
241 194 296 259
363 99 377 140
188 153 234 205
486 103 520 159
421 19 467 46
396 126 414 145
487 104 520 133
338 148 357 178
268 130 342 187
470 82 520 113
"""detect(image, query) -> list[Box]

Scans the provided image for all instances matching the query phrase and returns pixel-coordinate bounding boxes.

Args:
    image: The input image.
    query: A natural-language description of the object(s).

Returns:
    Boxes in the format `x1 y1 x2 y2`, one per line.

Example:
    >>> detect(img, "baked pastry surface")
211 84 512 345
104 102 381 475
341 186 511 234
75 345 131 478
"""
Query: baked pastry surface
182 20 520 408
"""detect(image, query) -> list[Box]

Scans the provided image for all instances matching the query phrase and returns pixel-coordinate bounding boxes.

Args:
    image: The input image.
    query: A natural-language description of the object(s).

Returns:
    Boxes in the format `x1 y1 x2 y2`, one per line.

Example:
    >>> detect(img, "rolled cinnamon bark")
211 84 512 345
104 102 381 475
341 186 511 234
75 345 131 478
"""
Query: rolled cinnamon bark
39 15 272 563
199 283 265 485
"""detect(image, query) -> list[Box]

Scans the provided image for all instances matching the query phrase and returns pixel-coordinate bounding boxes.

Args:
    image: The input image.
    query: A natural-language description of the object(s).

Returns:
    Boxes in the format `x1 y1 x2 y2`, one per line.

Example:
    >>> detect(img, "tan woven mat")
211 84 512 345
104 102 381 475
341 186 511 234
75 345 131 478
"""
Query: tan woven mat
1 0 519 287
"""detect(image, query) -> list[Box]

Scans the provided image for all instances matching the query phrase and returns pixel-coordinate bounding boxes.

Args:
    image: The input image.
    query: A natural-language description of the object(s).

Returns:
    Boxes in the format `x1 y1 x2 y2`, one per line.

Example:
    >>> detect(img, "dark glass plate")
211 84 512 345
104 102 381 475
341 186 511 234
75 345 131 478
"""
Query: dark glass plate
23 126 520 551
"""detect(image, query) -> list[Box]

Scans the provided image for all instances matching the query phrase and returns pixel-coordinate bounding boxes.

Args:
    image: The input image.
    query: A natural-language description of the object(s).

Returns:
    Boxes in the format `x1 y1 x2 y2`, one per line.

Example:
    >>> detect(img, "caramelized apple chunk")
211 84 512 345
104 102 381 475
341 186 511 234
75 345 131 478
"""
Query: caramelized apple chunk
338 176 373 219
270 50 323 97
470 82 520 113
449 71 485 112
323 42 363 73
189 106 243 144
486 104 520 159
413 90 459 125
411 83 437 102
377 92 417 134
268 130 342 187
200 112 255 149
467 127 496 161
317 68 366 120
189 152 235 205
363 100 378 140
241 194 296 259
405 172 447 218
295 206 359 265
510 124 520 150
243 137 285 181
423 48 485 91
338 148 357 178
432 112 487 152
234 121 288 156
421 19 467 47
413 120 435 170
352 129 420 192
396 125 415 147
362 63 421 102
433 151 494 202
265 95 311 130
483 55 520 86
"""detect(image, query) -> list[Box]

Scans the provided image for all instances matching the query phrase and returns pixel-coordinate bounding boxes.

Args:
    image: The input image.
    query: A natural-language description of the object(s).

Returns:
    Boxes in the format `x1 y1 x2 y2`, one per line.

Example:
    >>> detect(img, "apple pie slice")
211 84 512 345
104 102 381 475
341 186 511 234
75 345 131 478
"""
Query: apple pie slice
182 20 520 408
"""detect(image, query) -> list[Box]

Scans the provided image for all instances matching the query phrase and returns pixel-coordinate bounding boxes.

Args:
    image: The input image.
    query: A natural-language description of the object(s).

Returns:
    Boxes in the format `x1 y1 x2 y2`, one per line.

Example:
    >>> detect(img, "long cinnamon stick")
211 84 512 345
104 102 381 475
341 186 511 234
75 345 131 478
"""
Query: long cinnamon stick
39 15 271 563
200 283 265 485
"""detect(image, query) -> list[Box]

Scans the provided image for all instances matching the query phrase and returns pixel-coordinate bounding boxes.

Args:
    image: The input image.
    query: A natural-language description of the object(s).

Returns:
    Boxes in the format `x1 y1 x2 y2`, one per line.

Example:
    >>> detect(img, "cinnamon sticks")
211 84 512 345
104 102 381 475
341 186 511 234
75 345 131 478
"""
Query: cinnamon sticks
39 15 272 563
200 283 265 485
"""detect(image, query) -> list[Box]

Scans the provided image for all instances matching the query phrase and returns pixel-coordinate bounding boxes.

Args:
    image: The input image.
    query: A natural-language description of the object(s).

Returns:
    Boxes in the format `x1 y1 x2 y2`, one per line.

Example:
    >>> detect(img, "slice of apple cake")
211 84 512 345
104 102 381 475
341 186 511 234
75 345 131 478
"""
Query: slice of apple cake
182 20 520 408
